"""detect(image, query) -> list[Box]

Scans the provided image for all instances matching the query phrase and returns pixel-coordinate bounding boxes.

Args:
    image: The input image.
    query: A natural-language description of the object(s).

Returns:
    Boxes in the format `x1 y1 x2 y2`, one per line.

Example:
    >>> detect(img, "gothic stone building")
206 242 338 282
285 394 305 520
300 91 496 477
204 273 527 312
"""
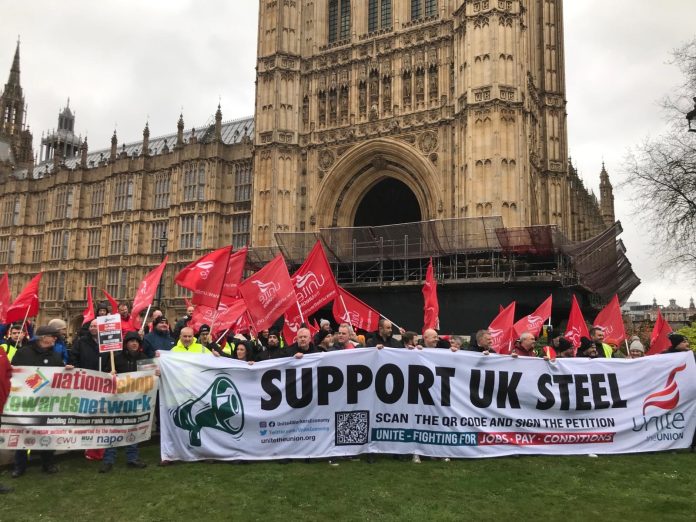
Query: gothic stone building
0 0 615 329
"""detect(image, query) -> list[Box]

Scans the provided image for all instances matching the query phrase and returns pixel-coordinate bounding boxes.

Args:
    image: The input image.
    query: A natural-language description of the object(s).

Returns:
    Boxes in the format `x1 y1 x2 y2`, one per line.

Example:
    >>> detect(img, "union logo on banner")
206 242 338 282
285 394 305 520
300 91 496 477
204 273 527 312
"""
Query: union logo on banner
643 364 686 415
25 369 50 393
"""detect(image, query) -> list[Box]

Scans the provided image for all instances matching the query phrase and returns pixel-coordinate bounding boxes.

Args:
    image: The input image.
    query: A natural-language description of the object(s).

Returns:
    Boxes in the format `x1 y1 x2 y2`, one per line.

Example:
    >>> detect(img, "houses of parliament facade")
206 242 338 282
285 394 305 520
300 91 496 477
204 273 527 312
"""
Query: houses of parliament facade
0 0 615 329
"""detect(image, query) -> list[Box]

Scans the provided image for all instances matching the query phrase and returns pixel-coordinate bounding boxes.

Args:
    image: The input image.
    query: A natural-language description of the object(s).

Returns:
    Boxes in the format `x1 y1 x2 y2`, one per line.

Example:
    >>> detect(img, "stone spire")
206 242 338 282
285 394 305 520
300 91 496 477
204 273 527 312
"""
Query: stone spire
142 121 150 156
80 137 88 168
1 39 25 136
215 103 222 141
599 162 615 227
176 113 184 147
110 129 118 160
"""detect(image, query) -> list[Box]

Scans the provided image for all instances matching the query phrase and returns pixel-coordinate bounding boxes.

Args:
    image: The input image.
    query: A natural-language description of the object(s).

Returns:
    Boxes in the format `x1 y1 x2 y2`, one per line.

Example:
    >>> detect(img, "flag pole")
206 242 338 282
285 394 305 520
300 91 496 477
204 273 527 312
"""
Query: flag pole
19 306 31 339
139 304 152 335
216 328 230 345
296 299 306 324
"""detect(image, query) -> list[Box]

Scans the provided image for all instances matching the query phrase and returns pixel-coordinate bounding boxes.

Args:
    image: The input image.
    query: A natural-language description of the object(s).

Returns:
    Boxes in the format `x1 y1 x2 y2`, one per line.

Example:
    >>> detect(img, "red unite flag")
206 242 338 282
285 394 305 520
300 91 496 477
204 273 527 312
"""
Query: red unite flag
175 246 248 308
238 254 295 332
5 273 42 324
0 272 11 323
422 258 440 332
282 312 320 345
189 296 247 334
593 294 626 345
332 287 380 332
488 301 516 354
284 241 339 335
647 310 673 355
514 295 552 338
82 286 96 326
564 295 590 350
102 289 120 314
131 256 169 319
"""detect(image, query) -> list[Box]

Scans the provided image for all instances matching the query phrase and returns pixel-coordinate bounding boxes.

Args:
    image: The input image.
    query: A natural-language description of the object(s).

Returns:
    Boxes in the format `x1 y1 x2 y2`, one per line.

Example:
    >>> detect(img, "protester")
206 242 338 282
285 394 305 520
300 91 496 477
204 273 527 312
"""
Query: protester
171 327 215 354
628 336 645 358
143 316 175 357
366 319 403 348
553 337 574 358
100 332 149 473
401 331 419 349
197 324 221 355
589 327 612 358
665 333 693 359
118 303 139 334
577 336 600 358
173 306 195 340
11 325 74 478
313 319 332 345
467 330 494 355
450 336 464 350
234 342 255 365
314 330 334 352
47 318 70 364
0 347 13 493
512 332 537 358
265 330 290 359
334 323 362 350
70 319 110 371
96 302 110 317
290 328 316 359
420 328 454 350
1 323 25 362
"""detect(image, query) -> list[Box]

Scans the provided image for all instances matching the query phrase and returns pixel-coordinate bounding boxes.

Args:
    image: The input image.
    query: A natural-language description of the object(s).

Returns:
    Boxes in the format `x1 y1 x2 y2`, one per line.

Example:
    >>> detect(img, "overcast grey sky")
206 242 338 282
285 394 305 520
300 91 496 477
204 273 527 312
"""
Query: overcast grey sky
2 1 695 308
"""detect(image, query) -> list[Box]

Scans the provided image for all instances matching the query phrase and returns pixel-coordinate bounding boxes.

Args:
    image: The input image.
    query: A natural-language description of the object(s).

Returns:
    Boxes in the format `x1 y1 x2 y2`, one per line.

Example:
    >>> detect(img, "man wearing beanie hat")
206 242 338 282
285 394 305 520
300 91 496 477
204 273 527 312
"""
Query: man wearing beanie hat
577 336 600 358
314 329 334 352
666 333 692 357
555 337 575 358
47 318 70 364
143 316 174 358
197 324 221 356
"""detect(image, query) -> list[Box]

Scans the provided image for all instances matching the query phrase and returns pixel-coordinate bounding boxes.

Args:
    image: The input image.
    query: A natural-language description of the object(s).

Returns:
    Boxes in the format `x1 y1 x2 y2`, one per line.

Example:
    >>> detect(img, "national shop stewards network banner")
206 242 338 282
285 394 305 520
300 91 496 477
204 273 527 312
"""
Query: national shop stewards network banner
0 367 158 450
159 350 696 461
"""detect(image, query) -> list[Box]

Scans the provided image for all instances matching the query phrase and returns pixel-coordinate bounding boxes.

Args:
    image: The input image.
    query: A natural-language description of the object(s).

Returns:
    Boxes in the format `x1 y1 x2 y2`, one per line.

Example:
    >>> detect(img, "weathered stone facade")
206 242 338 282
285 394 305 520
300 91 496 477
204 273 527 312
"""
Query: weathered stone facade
252 0 611 244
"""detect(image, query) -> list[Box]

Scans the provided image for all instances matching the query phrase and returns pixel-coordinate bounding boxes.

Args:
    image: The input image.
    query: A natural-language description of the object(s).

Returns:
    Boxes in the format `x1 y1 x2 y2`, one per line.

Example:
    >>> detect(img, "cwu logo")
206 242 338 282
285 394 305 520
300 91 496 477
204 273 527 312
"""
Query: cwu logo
171 375 244 446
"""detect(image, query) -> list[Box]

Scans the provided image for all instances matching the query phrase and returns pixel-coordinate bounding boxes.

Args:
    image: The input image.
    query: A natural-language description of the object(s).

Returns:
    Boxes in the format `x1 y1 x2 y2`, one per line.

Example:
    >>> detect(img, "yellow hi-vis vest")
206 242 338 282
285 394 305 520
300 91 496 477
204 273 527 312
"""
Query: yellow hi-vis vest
1 342 17 362
171 340 210 354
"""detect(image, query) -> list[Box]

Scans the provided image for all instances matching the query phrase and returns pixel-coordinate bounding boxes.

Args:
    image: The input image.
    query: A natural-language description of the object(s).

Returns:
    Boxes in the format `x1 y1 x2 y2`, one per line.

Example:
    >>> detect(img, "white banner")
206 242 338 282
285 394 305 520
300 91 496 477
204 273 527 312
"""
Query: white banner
0 367 158 450
158 349 696 461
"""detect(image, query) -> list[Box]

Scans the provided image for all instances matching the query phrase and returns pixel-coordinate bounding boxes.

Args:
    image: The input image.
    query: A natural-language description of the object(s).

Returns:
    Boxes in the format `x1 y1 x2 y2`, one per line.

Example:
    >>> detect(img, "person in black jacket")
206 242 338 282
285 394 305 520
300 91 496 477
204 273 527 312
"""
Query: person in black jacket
70 319 110 371
143 316 175 358
366 319 403 348
11 325 74 478
99 332 149 473
289 328 317 359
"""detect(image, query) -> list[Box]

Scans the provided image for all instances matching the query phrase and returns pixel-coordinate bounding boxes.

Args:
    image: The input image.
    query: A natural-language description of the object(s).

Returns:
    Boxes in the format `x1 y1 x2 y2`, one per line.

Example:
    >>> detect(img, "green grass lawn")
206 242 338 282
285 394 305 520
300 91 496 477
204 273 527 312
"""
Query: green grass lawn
1 443 695 521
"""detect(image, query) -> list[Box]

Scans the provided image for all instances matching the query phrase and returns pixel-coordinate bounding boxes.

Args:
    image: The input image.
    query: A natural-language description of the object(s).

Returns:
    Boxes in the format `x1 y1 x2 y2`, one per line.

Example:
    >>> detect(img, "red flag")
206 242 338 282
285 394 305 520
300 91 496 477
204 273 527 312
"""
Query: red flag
82 286 96 325
238 254 295 332
488 302 516 354
514 295 552 338
102 289 120 314
422 258 440 332
183 297 193 309
131 256 168 319
175 246 248 308
0 272 10 323
332 287 380 332
6 273 42 323
593 294 626 345
564 295 590 350
189 296 247 333
647 310 673 355
283 242 339 335
282 313 320 345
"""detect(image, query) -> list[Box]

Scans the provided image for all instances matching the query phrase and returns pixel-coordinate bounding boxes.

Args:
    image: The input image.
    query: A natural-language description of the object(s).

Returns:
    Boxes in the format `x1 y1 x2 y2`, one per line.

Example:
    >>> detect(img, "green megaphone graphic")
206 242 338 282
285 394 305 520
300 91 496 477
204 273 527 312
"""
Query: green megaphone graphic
171 375 244 447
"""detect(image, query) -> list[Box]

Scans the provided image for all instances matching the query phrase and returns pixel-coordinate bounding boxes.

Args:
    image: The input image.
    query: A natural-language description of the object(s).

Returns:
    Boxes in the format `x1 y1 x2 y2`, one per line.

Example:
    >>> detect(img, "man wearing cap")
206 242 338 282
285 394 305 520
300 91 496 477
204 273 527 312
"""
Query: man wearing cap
143 316 175 358
47 318 70 364
1 323 25 362
197 325 221 355
11 325 75 478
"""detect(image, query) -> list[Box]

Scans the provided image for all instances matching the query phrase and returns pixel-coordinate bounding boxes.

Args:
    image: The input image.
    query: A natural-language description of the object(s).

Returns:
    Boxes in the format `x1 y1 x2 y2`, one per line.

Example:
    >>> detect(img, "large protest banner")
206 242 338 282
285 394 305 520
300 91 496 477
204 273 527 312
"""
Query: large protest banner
159 350 696 461
0 367 158 450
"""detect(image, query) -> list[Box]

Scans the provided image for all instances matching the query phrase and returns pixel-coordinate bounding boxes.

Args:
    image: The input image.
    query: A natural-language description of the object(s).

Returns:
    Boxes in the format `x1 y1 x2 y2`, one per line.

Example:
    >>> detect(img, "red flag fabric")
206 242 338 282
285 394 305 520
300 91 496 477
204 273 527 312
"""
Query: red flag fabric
131 256 168 319
564 295 590 349
592 294 626 345
174 246 248 308
488 301 516 354
102 289 120 314
283 242 339 336
514 295 552 338
82 286 96 325
647 310 673 355
238 254 295 332
0 272 10 323
183 297 193 309
282 313 320 345
332 287 380 332
422 258 440 332
6 273 42 324
189 297 247 334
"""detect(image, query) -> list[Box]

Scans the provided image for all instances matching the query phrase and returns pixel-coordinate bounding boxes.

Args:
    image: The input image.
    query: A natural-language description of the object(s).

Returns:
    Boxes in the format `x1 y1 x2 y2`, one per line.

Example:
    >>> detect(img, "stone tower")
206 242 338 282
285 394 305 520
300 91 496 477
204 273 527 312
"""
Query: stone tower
251 0 573 246
599 162 615 227
40 100 82 162
0 40 34 170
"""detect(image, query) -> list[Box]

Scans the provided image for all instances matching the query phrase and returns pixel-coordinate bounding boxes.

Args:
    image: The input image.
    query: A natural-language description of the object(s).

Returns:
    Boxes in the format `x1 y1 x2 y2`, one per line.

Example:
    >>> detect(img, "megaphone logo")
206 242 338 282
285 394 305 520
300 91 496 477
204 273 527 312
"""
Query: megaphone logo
171 375 244 447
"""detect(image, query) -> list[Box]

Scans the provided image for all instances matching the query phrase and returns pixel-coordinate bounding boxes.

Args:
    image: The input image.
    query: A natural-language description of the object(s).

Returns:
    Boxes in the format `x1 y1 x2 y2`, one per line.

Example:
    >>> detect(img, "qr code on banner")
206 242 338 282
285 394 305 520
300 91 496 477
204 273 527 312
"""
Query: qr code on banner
335 410 369 446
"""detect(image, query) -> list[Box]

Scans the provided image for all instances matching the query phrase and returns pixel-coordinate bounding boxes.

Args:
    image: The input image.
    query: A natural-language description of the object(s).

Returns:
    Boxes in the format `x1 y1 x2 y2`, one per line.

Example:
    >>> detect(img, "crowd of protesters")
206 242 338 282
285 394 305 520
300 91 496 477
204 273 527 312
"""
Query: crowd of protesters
0 301 693 491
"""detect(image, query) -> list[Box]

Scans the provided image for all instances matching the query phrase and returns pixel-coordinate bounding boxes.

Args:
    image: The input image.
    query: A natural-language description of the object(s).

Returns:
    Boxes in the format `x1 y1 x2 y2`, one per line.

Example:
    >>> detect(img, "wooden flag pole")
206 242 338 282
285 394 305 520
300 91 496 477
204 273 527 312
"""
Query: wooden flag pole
18 306 31 339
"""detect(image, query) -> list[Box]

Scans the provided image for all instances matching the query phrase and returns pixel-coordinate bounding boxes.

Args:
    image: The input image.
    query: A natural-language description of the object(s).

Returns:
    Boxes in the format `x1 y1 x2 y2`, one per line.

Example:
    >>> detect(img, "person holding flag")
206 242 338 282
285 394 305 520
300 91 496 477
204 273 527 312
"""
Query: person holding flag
1 323 25 362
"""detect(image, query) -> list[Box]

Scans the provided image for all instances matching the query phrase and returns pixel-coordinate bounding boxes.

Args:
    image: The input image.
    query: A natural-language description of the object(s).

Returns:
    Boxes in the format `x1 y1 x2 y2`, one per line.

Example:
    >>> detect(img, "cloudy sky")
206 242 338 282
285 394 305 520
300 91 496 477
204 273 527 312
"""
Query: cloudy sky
2 1 695 308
